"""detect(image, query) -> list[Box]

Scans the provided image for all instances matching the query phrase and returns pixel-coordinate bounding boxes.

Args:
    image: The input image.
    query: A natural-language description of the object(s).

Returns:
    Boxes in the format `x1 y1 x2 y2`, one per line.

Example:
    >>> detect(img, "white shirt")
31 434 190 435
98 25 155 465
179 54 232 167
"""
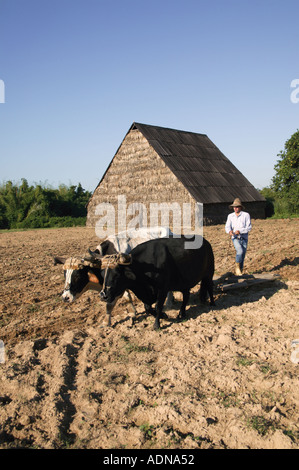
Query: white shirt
225 211 252 239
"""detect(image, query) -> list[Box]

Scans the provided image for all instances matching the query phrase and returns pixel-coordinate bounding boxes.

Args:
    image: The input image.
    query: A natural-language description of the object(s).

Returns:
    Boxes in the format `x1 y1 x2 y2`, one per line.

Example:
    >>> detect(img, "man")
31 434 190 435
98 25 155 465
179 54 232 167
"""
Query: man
225 198 252 276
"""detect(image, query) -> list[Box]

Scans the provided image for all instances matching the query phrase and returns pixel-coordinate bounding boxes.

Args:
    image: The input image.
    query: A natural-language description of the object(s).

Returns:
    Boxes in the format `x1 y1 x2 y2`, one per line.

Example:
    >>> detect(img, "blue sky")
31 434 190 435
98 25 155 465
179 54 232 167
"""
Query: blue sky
0 0 298 193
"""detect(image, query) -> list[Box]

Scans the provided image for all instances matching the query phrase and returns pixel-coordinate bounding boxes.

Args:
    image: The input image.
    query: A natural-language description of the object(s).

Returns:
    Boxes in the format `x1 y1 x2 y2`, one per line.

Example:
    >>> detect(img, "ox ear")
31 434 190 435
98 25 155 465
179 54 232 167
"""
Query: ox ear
88 271 100 284
54 256 66 266
119 254 132 265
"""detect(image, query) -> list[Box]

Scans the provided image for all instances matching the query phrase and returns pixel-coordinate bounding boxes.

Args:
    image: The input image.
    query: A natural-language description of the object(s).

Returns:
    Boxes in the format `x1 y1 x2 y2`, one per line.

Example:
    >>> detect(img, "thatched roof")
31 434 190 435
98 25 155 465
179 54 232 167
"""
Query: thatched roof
131 123 264 204
93 122 265 205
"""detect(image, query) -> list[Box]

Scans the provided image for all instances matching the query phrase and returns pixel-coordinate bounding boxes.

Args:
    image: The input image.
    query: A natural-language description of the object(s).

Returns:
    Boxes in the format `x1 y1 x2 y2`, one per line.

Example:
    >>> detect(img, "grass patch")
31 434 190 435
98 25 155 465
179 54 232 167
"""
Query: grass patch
139 423 156 441
259 362 277 375
121 335 151 354
247 415 275 436
218 391 240 408
236 355 254 367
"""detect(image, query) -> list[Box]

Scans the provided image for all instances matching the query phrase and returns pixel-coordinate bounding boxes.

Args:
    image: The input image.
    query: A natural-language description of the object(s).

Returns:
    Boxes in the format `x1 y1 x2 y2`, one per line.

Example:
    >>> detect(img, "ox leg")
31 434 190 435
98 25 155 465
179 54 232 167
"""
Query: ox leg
104 292 138 327
124 290 137 322
153 290 168 330
200 277 215 306
145 304 168 321
207 279 215 306
206 279 215 305
165 291 174 309
104 297 118 327
145 304 156 317
177 290 190 320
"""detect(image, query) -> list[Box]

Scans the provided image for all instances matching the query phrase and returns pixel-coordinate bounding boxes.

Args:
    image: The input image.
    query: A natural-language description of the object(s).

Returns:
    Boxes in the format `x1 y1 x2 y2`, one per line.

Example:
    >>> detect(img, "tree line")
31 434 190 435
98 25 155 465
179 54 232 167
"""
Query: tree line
0 180 92 229
0 130 298 230
260 129 299 218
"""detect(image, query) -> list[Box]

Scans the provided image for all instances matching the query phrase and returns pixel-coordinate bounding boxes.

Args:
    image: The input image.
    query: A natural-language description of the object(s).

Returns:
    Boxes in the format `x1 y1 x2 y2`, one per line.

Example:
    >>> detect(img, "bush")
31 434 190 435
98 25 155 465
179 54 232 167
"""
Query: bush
0 180 91 230
260 187 275 218
260 187 299 219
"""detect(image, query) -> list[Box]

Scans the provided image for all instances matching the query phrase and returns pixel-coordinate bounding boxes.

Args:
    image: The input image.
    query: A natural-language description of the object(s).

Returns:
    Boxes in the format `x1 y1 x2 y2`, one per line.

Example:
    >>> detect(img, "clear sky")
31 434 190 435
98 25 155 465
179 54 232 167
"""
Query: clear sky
0 0 298 193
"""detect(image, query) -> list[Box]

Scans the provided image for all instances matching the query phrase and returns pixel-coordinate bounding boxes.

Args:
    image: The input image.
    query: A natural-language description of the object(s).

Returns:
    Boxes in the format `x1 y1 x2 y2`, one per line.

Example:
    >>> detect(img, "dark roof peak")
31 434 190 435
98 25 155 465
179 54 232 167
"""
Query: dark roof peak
131 122 208 138
128 122 264 204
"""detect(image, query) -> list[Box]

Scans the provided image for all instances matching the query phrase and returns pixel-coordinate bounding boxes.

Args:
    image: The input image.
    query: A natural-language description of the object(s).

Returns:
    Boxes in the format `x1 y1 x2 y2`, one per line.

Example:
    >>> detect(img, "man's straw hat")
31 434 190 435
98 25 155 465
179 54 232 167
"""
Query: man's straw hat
229 198 244 210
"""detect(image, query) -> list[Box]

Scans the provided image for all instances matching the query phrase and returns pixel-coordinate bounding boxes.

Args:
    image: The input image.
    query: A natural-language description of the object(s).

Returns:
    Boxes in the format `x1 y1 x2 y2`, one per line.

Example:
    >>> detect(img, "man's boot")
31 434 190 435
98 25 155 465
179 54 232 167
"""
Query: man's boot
235 262 242 276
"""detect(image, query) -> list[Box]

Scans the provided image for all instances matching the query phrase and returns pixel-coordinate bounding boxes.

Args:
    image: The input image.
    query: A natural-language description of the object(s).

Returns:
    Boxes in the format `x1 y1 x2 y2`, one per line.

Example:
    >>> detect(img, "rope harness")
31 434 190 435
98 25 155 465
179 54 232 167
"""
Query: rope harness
61 253 132 292
101 254 132 291
63 257 100 270
63 257 101 292
100 254 131 269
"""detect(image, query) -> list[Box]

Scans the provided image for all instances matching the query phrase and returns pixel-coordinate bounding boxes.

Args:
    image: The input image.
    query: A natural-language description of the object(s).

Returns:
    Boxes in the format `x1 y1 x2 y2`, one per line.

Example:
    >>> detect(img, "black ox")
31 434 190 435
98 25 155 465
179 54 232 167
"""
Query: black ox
100 235 215 330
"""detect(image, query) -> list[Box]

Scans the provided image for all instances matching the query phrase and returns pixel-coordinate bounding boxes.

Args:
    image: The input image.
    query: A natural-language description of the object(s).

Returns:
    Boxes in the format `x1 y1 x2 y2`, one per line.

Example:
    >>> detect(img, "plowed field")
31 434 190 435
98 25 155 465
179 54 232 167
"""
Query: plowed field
0 218 298 449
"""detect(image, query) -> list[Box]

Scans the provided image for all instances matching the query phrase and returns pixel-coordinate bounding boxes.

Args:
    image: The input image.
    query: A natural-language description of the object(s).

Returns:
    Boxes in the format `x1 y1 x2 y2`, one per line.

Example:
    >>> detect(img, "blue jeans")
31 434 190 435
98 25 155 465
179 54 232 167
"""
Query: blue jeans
232 237 248 270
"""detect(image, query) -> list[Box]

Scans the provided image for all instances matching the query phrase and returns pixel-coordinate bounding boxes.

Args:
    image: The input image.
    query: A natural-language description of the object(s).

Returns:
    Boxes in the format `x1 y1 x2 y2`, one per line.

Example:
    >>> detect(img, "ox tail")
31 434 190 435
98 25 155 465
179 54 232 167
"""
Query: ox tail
199 277 214 305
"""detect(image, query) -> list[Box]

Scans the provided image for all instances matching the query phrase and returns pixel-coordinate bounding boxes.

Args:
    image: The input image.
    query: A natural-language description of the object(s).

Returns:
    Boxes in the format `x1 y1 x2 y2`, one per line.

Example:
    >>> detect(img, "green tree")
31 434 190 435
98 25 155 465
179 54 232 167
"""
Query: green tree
0 180 91 229
271 129 299 215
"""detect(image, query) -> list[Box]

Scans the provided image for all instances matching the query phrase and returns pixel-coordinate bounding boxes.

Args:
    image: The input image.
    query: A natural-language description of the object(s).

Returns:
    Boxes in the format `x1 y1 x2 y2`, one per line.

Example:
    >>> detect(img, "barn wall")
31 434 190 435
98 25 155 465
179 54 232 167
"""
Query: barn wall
86 129 198 234
203 201 266 225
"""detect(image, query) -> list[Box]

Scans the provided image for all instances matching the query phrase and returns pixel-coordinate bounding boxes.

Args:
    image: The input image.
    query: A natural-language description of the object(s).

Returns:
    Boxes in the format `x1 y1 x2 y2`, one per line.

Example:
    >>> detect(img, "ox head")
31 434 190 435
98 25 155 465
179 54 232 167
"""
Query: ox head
99 253 132 304
54 250 103 302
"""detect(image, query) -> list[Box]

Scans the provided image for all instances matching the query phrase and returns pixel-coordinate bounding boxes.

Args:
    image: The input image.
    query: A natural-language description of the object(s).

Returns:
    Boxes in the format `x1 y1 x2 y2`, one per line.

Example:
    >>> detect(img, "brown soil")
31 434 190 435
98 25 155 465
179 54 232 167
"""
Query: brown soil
0 219 298 449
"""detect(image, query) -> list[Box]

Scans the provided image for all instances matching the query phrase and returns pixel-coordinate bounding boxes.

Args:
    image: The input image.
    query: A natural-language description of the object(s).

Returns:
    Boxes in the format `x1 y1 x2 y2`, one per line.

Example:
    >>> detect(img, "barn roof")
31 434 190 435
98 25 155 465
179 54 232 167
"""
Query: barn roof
131 122 265 204
92 122 265 206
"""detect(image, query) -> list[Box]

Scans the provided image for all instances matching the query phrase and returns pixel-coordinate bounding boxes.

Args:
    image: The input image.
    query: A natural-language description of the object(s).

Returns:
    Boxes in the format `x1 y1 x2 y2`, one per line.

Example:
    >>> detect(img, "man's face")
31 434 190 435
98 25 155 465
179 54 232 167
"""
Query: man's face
234 206 242 214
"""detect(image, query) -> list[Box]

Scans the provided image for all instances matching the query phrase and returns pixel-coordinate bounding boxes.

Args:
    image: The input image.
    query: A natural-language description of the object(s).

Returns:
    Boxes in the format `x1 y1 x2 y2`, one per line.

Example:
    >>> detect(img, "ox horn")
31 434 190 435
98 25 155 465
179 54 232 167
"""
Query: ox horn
53 256 67 266
83 248 102 265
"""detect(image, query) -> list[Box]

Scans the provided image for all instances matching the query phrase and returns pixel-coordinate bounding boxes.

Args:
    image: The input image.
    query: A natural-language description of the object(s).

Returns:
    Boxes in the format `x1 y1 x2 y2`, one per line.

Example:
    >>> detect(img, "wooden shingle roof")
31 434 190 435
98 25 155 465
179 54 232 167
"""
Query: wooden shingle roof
132 122 265 204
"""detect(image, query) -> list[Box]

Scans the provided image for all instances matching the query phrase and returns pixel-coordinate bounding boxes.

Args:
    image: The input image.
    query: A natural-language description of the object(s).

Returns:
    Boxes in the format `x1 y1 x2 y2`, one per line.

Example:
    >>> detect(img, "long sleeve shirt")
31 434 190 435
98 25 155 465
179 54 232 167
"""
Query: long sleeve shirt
225 211 252 240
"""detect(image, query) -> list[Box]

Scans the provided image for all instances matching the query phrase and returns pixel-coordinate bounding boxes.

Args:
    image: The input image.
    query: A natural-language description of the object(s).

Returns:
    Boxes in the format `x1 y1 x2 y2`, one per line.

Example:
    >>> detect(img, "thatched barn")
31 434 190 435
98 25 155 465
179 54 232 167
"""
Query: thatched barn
86 122 265 230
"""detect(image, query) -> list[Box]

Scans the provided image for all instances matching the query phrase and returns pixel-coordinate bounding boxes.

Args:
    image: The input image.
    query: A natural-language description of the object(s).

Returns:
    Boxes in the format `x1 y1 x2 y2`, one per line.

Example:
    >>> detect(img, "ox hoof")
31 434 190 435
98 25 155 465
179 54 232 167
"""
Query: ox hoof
146 307 156 317
153 319 161 330
177 312 186 322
